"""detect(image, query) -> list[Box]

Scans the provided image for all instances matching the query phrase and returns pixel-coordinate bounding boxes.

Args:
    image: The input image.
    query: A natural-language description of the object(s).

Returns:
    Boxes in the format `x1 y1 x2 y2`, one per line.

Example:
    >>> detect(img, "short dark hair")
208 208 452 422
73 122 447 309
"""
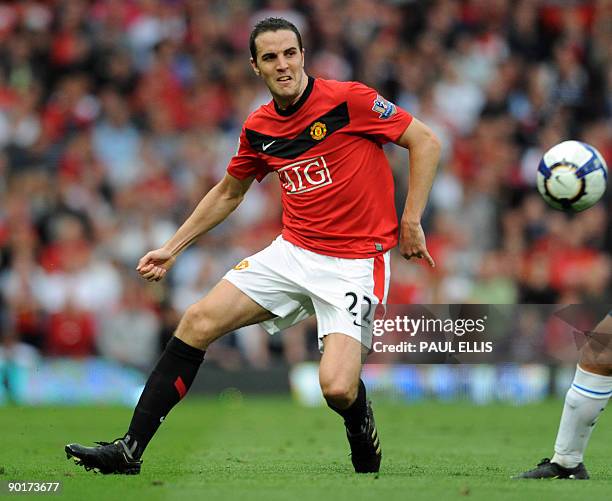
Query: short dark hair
249 17 303 60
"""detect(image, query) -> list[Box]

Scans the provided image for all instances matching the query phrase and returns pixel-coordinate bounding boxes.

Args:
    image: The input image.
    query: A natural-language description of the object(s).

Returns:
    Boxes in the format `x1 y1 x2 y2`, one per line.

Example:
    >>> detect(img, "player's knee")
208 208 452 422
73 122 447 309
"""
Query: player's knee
320 379 358 408
176 304 221 349
578 363 612 377
594 365 612 376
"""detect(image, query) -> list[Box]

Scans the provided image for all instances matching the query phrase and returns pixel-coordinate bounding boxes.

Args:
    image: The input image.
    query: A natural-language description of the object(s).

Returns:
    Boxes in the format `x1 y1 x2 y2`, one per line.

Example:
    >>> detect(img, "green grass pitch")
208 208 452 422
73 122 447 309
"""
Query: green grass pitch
1 397 611 500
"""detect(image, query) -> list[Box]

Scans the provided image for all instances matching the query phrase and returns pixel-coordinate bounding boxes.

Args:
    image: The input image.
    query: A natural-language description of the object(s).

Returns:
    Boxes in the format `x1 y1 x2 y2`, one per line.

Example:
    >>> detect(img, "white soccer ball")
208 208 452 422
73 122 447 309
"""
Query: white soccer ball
537 140 608 212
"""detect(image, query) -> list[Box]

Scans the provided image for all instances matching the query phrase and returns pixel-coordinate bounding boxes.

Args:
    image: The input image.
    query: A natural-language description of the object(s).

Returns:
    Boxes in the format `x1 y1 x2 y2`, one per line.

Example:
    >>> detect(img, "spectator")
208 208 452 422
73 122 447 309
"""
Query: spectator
97 276 161 371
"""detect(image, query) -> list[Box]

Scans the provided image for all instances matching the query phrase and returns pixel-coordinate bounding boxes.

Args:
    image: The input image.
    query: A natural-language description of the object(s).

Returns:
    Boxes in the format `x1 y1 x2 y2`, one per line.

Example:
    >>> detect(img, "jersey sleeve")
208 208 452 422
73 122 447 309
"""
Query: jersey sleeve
347 82 413 144
227 126 270 182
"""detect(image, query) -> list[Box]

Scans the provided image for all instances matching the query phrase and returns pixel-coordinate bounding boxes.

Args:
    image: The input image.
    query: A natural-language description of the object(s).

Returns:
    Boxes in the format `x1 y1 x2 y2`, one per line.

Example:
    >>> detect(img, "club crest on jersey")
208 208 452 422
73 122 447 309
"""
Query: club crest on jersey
233 259 250 270
278 156 332 195
309 121 327 140
372 95 397 119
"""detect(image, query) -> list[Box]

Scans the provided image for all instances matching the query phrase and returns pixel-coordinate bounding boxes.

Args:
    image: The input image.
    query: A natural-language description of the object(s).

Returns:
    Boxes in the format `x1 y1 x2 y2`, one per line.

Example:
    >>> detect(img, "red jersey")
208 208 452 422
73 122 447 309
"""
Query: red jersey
227 77 413 258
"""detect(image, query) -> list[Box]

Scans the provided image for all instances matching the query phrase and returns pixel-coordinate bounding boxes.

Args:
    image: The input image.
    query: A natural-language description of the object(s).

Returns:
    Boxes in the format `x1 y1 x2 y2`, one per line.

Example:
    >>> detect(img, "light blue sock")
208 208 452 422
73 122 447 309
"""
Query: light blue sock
552 366 612 468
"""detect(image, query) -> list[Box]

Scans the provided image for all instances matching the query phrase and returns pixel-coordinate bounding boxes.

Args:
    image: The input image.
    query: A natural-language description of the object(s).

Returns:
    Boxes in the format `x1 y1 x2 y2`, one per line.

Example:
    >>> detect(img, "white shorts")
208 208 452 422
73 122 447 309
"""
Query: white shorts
223 236 390 351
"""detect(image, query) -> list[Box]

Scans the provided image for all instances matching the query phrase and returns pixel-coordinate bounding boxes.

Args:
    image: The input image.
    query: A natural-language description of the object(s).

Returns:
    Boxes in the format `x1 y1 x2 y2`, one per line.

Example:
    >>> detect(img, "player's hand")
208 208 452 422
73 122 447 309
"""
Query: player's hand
399 221 435 267
136 248 176 282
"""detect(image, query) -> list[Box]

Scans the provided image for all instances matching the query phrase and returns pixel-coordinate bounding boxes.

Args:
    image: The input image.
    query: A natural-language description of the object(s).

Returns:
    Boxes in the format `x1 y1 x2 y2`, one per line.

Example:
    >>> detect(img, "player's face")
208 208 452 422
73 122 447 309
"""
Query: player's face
251 30 306 107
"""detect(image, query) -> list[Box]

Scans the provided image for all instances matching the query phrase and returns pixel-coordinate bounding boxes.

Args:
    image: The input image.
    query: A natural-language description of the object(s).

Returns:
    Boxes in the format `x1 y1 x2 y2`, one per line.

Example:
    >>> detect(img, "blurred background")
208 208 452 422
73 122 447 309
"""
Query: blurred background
0 0 610 406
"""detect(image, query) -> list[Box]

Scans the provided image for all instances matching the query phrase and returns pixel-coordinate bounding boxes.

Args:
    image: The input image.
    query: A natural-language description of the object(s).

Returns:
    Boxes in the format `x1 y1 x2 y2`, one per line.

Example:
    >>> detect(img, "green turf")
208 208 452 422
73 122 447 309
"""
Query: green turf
1 397 610 500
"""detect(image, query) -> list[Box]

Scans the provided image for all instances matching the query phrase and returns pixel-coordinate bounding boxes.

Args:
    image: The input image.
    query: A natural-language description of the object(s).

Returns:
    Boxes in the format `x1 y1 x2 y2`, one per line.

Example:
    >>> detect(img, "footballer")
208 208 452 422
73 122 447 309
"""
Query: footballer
517 311 612 479
65 17 440 475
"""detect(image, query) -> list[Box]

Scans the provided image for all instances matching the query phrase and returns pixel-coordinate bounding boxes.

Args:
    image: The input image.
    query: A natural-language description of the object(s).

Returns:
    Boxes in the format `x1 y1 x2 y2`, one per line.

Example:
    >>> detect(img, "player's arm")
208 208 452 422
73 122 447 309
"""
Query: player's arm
394 117 441 267
137 173 255 282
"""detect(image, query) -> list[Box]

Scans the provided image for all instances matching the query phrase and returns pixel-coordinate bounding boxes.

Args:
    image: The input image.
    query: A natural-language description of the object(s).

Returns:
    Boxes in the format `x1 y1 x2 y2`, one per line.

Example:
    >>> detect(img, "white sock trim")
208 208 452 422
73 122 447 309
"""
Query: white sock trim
571 365 612 399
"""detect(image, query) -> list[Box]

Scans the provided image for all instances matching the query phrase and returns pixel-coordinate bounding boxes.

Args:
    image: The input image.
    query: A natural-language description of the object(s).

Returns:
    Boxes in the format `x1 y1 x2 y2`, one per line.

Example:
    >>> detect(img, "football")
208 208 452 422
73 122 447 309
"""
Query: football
537 140 608 212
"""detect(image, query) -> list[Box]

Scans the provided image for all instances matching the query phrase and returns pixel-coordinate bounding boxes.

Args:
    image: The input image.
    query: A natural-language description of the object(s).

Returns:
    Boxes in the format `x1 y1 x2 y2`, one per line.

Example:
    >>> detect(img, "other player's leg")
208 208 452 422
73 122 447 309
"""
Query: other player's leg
65 279 274 474
319 333 381 473
517 312 612 479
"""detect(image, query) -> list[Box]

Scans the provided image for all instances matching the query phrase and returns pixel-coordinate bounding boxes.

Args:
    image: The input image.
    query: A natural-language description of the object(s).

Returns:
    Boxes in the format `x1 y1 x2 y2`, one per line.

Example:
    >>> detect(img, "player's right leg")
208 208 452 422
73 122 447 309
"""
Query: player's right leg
516 312 612 480
319 333 381 473
65 279 274 474
307 248 389 473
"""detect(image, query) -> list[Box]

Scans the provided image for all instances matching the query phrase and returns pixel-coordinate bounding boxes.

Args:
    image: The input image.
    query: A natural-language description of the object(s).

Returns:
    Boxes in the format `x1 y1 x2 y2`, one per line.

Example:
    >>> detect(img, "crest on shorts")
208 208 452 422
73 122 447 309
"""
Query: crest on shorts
372 95 397 119
233 259 249 270
309 121 327 140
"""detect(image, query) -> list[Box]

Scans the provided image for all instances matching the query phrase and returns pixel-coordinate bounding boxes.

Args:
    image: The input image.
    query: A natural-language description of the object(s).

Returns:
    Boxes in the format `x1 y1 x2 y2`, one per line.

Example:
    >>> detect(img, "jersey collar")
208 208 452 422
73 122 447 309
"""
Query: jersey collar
273 76 315 116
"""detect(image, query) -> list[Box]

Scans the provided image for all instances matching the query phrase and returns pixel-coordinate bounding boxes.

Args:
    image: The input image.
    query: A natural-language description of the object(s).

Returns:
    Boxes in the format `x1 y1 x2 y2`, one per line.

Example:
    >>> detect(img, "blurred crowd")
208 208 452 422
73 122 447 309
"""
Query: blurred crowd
0 0 610 371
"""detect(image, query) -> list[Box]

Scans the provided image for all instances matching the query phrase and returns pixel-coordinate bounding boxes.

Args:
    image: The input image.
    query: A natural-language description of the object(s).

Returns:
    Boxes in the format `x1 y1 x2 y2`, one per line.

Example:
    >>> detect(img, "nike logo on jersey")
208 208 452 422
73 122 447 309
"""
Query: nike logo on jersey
245 102 350 159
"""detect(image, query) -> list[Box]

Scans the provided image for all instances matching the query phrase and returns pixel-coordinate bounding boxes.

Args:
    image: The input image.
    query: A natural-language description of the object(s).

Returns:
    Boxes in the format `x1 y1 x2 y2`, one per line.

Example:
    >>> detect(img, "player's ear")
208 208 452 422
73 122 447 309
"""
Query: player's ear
250 58 261 76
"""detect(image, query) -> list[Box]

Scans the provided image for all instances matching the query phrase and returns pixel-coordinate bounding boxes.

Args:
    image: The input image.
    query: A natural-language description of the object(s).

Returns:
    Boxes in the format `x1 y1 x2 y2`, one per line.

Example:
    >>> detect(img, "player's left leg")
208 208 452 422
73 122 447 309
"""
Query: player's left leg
319 333 381 473
517 312 612 480
65 279 275 474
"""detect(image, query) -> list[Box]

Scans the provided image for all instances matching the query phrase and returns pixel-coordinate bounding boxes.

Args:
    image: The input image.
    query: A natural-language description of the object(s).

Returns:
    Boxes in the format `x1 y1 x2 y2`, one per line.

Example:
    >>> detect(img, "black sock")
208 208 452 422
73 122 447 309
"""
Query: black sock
327 379 367 434
124 337 205 459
